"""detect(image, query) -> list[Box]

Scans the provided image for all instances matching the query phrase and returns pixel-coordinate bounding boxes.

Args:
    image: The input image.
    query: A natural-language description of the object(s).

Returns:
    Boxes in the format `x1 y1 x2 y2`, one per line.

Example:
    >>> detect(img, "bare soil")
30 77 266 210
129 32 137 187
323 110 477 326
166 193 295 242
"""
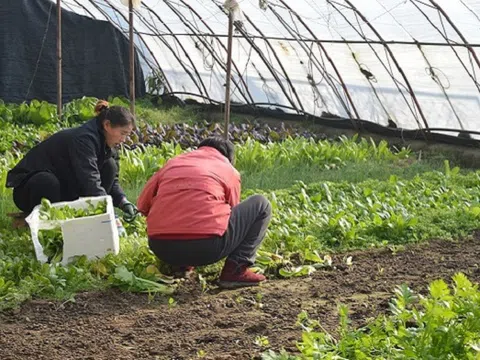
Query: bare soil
1 235 480 360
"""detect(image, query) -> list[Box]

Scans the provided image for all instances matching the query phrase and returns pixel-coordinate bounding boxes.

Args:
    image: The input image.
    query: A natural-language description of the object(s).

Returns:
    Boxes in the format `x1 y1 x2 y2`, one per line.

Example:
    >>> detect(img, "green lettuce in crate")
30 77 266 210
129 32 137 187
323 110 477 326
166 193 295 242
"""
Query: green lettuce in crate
39 198 107 221
38 229 64 263
37 198 108 262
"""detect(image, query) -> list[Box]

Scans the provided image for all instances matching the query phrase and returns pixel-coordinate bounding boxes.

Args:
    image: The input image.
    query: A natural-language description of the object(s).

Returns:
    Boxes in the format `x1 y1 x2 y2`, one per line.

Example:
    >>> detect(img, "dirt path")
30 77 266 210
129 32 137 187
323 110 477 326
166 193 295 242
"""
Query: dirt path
1 235 480 360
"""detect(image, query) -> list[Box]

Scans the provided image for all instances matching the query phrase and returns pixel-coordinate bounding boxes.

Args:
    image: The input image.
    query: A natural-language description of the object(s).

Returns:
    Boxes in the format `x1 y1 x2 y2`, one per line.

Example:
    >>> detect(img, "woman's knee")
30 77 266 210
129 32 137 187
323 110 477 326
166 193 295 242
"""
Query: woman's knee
29 172 61 200
13 172 61 212
30 172 61 188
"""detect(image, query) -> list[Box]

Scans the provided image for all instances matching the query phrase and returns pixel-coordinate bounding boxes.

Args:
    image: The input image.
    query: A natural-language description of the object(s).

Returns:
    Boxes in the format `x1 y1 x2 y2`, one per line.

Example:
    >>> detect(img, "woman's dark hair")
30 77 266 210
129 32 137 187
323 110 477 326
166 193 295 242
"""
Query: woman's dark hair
199 136 235 163
95 100 135 128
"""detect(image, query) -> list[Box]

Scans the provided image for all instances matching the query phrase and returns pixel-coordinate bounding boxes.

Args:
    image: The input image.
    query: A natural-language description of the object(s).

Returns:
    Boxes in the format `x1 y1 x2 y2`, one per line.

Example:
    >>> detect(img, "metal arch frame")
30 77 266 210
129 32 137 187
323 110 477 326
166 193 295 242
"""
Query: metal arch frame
103 0 174 93
161 0 253 105
209 0 303 113
176 0 255 105
139 3 210 98
325 0 426 132
89 0 173 93
241 11 306 113
277 0 360 129
340 0 430 131
266 5 354 119
429 0 480 72
365 0 467 131
52 0 480 137
410 0 480 93
134 12 205 97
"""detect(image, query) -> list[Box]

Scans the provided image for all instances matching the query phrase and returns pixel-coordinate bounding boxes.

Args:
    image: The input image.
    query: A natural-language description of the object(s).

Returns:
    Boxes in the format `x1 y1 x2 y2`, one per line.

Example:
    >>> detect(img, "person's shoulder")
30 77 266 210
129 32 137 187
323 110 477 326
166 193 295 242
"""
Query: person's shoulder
72 119 101 141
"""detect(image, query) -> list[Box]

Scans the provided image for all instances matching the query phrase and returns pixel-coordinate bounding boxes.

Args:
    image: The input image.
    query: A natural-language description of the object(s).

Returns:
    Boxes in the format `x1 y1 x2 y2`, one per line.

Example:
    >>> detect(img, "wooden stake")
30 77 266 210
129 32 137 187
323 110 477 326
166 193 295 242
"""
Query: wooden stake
129 0 135 116
57 0 62 119
224 12 234 140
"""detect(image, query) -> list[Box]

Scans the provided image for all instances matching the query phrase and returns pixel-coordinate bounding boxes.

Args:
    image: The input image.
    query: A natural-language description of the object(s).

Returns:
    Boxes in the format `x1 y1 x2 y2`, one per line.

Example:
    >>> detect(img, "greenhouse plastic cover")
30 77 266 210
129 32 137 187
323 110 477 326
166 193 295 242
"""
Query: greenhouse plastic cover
56 0 480 136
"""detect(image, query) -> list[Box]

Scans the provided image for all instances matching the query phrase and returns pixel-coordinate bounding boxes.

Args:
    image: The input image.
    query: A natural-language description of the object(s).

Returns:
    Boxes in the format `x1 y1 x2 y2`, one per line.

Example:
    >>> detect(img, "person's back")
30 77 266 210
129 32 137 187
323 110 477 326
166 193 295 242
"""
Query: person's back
139 146 241 239
7 119 100 191
138 136 272 289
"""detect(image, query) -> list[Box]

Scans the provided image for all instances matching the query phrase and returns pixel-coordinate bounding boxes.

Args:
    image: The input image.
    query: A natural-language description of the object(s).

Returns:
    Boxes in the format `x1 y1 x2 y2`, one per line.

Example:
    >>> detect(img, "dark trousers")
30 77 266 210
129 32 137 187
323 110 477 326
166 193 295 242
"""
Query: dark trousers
148 195 272 267
13 158 117 214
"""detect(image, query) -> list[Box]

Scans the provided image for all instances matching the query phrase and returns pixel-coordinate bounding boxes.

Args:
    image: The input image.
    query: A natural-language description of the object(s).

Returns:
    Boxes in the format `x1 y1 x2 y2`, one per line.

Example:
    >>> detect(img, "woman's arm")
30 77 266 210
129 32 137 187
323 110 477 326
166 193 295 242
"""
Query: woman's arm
69 135 107 198
109 149 128 207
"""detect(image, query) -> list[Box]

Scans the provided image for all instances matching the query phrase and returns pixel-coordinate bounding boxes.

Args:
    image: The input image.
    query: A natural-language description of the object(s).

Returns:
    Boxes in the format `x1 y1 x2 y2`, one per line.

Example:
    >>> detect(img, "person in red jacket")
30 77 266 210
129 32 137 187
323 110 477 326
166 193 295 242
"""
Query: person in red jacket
137 136 272 289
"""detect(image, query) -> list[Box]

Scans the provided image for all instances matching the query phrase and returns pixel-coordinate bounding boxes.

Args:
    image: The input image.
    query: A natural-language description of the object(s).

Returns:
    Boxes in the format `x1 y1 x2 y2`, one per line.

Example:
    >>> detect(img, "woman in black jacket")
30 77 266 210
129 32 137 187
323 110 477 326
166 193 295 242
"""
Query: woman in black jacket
6 100 137 220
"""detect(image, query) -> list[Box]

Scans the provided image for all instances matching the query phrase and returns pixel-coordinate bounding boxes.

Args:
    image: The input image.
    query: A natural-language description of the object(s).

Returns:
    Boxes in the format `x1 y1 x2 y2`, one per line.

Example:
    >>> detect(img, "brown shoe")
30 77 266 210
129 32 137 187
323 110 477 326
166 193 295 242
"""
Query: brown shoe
218 260 266 289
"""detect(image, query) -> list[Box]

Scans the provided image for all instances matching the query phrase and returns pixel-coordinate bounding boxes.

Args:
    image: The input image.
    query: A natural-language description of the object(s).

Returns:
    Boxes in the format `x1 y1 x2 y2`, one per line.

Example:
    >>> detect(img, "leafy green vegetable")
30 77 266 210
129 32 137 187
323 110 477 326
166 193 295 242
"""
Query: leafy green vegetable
38 229 63 263
265 273 480 359
112 265 175 294
39 198 107 221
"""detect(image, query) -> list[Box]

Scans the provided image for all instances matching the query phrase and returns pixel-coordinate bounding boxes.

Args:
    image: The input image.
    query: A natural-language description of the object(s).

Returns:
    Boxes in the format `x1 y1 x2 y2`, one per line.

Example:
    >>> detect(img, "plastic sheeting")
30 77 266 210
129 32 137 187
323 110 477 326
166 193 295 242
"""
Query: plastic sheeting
53 1 480 136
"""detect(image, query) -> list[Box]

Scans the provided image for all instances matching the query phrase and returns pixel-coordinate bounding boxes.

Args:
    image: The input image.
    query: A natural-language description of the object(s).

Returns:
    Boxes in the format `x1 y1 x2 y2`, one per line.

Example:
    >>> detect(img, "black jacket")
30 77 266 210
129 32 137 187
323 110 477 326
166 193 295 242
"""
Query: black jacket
6 118 126 207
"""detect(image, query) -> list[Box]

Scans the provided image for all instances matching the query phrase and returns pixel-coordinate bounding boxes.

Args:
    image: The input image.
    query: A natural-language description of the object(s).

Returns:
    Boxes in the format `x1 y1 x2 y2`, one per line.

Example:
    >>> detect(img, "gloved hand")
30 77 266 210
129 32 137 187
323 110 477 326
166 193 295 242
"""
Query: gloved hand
120 200 138 223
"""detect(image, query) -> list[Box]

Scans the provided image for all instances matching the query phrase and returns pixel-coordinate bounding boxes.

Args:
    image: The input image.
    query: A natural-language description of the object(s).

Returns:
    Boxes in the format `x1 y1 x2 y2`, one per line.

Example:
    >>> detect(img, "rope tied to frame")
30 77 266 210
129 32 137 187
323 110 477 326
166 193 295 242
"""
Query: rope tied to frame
425 66 451 90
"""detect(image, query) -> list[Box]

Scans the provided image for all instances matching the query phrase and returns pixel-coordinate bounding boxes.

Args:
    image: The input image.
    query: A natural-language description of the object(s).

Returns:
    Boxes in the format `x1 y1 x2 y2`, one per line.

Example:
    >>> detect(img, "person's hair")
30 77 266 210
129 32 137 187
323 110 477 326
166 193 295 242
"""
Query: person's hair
198 136 235 163
94 100 135 128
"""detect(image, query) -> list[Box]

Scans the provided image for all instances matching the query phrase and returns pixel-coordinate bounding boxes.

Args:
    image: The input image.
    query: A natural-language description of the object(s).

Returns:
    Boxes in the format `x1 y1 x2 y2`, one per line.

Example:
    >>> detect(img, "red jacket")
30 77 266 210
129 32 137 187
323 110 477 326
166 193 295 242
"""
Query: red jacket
137 146 241 240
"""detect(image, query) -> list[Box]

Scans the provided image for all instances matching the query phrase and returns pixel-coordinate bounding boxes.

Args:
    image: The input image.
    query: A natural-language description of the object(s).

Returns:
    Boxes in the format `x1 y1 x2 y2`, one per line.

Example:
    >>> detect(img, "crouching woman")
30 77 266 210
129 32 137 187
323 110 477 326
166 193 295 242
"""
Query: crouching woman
137 137 272 289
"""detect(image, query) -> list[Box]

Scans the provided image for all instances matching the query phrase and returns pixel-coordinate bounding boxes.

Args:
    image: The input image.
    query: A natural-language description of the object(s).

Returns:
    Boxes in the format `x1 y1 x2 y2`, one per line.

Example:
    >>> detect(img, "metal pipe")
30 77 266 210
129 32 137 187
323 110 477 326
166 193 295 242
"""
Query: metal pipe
125 32 480 47
224 12 234 140
57 0 62 118
178 0 254 105
210 0 301 112
89 0 173 93
129 0 135 116
162 0 252 105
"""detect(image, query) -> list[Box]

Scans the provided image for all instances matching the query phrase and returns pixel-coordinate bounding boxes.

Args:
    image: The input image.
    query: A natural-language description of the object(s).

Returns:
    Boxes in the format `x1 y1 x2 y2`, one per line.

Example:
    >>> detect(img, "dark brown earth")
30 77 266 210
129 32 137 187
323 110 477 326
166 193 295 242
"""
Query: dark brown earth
1 235 480 360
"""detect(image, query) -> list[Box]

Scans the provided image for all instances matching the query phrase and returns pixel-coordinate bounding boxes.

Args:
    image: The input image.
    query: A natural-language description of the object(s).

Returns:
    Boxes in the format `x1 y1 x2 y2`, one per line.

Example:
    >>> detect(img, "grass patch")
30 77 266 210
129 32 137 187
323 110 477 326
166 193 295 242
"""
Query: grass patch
136 105 201 126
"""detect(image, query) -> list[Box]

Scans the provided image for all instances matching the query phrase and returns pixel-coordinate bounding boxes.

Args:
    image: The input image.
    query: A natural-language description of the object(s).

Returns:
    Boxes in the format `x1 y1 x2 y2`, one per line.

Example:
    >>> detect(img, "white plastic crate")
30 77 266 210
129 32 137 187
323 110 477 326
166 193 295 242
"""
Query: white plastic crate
26 195 120 265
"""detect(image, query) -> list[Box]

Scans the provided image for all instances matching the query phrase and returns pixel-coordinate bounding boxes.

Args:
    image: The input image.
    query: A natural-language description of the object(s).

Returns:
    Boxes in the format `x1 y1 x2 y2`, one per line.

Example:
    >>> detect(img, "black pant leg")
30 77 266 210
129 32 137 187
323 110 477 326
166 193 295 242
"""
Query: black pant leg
224 195 272 266
147 195 272 267
13 172 61 213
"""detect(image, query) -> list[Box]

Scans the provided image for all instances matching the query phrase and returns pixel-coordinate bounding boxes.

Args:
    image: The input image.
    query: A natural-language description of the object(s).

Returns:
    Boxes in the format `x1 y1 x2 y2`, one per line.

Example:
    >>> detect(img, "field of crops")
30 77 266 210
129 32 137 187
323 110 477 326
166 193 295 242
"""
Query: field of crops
1 97 480 359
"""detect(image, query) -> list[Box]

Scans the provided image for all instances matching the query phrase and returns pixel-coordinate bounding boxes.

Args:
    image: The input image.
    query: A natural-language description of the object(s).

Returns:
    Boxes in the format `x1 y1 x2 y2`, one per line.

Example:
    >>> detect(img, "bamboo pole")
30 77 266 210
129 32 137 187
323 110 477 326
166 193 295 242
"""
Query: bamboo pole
224 12 234 140
129 0 135 116
57 0 62 118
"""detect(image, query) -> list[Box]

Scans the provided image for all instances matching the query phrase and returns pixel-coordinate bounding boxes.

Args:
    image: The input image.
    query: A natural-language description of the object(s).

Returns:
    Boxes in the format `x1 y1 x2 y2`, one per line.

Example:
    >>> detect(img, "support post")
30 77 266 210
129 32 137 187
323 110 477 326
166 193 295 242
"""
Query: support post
224 12 234 140
129 0 135 116
57 0 62 119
